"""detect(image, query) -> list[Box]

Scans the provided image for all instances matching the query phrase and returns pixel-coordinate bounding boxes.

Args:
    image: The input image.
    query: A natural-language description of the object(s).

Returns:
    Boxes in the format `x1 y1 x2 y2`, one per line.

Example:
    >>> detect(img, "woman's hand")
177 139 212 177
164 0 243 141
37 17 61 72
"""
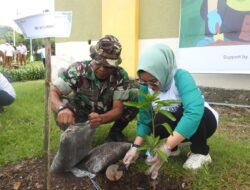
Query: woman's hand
146 144 171 180
123 146 139 167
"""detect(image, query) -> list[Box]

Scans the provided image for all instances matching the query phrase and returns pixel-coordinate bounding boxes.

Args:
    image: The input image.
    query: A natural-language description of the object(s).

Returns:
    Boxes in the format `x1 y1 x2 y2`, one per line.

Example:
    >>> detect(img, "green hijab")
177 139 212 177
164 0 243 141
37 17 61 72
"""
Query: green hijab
137 44 177 92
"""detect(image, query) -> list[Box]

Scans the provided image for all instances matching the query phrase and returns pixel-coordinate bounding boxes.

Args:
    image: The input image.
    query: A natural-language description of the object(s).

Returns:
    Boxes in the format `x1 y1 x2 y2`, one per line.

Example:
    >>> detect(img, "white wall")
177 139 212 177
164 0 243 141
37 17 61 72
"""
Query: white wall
192 73 250 90
52 41 97 82
139 38 250 90
54 39 250 90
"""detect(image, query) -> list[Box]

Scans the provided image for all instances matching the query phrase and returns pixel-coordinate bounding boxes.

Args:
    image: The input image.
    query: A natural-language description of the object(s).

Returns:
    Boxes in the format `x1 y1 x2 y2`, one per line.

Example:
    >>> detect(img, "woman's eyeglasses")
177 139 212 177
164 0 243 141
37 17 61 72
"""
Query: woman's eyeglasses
138 79 160 88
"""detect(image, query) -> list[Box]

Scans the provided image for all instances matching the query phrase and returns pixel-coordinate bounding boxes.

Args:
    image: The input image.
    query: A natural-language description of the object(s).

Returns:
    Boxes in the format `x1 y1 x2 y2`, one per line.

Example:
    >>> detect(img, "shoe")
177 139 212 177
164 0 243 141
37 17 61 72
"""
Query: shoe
107 131 129 142
183 152 212 170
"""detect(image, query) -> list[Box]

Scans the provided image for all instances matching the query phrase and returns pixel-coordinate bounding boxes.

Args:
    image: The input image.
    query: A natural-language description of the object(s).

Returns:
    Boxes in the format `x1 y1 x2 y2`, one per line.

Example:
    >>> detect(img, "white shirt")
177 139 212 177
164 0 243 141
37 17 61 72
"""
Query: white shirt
149 79 219 124
19 45 27 55
5 45 15 57
149 80 180 112
0 73 16 98
0 44 7 53
37 48 45 59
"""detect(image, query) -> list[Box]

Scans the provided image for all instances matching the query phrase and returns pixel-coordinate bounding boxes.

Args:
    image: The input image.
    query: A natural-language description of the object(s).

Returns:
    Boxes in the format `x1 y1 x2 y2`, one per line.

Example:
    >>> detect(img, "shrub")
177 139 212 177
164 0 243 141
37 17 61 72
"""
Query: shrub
0 62 45 82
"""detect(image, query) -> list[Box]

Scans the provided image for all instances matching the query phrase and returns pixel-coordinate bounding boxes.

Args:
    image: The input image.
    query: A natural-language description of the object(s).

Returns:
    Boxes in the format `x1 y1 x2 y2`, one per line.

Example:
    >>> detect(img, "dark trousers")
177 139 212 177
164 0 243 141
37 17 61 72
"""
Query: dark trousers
110 89 138 132
0 90 15 106
42 58 46 67
154 106 217 155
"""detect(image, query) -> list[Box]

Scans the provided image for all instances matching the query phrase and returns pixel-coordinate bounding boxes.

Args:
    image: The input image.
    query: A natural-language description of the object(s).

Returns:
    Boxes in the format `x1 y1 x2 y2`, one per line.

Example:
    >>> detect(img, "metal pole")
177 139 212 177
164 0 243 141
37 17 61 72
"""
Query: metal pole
44 37 51 190
30 38 34 62
13 9 19 47
13 29 16 47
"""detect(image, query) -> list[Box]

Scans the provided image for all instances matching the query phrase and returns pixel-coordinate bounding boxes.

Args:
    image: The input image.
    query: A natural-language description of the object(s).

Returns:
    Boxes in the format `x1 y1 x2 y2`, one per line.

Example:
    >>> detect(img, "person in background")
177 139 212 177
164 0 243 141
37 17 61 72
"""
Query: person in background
0 72 16 113
19 43 27 65
15 44 22 65
0 43 7 66
123 44 219 179
37 45 46 67
51 34 138 142
5 43 15 68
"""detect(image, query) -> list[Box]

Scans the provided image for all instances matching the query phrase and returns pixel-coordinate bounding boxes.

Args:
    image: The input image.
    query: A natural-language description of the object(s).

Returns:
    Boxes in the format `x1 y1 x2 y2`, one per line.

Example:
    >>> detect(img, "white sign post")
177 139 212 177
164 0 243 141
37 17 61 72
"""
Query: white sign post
15 11 72 190
15 11 72 39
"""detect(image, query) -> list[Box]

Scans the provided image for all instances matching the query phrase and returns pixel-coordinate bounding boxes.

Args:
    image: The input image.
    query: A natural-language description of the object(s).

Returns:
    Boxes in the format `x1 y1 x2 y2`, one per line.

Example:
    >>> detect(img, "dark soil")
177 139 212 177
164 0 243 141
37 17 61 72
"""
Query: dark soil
0 87 249 190
0 158 183 190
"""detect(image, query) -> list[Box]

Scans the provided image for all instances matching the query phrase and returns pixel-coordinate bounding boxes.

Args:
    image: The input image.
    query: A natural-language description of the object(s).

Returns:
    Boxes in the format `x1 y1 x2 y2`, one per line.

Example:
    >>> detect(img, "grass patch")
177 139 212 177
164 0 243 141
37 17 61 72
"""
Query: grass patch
0 80 57 165
0 80 249 189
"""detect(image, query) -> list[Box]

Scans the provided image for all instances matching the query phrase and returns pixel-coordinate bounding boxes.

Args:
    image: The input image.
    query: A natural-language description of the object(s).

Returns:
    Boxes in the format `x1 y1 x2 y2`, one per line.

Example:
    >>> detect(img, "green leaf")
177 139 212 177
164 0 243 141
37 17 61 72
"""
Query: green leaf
150 92 160 101
144 134 157 147
138 90 160 103
153 136 160 147
141 99 153 107
123 101 142 108
138 90 149 99
138 145 148 152
158 110 176 121
154 103 163 113
156 149 168 162
156 99 181 106
162 123 173 136
159 138 167 145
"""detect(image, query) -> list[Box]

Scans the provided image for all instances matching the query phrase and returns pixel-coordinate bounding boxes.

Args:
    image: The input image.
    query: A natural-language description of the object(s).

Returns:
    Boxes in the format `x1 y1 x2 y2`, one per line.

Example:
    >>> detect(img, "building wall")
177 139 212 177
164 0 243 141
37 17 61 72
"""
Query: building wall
55 0 102 42
139 0 180 38
102 0 139 77
54 0 250 90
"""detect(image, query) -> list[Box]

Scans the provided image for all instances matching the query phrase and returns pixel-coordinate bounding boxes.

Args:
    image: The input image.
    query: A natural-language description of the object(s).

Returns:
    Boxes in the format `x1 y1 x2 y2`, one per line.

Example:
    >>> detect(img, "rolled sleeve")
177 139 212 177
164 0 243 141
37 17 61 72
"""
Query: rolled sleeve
113 89 129 100
53 77 72 95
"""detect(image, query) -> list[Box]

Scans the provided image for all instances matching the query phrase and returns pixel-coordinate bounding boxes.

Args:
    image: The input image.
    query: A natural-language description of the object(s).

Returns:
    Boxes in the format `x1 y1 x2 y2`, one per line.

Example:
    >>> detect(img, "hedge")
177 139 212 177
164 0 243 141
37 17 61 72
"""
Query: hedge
0 62 45 82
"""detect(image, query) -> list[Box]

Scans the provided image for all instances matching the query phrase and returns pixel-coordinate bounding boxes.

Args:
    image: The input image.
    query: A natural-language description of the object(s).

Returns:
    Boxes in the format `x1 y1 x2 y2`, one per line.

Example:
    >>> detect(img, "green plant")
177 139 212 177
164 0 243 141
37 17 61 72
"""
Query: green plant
0 62 45 82
124 90 180 162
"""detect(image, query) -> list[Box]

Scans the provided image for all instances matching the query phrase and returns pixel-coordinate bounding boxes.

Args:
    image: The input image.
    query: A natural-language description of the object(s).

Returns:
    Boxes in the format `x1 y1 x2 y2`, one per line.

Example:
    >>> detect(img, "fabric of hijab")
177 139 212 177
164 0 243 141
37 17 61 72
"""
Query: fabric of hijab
137 44 177 92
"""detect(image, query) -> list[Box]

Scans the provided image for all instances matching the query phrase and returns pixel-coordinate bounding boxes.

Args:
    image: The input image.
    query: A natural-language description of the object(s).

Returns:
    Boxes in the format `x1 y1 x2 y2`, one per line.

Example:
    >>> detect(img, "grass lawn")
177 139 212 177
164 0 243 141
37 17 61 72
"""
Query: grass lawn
0 80 249 189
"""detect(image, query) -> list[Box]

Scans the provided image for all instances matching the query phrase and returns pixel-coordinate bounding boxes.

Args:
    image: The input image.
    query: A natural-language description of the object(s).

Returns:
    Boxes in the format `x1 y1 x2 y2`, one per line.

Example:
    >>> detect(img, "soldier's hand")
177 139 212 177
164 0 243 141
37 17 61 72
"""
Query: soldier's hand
88 112 103 128
57 108 75 126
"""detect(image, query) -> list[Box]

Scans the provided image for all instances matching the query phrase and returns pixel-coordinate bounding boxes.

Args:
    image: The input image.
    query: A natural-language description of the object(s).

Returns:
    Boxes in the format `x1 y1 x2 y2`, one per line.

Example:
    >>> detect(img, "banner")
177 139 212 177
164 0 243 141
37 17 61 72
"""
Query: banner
14 11 72 39
179 0 250 73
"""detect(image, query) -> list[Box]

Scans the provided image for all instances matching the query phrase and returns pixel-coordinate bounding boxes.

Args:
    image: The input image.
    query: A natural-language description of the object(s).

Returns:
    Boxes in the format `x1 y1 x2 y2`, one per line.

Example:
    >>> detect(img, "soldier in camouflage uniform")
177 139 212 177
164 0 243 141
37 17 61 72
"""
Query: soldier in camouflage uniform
51 35 138 141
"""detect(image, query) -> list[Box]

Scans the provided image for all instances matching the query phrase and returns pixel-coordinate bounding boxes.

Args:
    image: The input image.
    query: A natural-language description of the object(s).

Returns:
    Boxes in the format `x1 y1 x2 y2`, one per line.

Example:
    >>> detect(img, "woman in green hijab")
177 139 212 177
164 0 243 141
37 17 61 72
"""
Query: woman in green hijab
123 44 219 179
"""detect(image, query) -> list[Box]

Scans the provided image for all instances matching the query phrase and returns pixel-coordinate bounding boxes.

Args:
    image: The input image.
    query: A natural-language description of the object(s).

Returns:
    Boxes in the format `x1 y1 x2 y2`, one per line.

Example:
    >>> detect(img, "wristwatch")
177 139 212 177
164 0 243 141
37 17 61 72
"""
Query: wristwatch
131 143 140 148
57 104 67 114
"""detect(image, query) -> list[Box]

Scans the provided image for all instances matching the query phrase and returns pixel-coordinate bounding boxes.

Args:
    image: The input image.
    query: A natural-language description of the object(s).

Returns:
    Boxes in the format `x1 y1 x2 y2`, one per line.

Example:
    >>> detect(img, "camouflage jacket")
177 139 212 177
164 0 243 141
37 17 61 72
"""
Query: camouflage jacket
53 60 130 121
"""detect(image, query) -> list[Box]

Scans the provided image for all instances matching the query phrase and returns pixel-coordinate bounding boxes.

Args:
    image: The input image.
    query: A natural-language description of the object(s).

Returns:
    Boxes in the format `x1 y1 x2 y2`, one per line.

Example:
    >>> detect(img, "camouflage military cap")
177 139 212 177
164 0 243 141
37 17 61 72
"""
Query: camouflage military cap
90 35 122 67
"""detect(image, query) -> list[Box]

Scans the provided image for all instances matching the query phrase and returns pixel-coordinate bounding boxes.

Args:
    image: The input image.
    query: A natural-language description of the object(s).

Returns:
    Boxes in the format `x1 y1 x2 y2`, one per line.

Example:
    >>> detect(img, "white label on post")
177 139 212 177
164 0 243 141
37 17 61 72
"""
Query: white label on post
14 11 72 39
